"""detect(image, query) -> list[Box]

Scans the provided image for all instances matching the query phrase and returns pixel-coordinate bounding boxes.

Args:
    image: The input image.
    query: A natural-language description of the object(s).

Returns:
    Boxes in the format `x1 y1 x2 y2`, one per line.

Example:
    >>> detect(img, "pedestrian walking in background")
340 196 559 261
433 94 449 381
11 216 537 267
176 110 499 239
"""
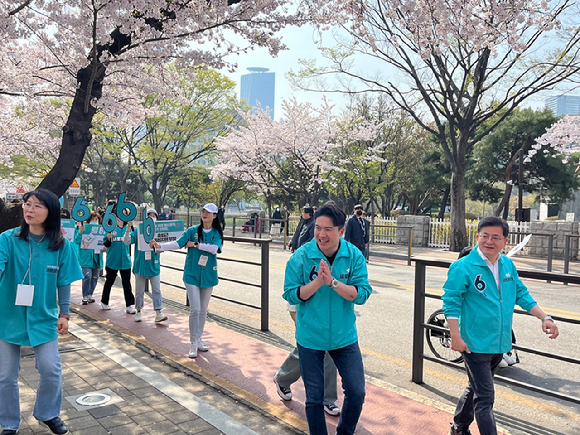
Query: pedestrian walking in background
271 207 282 237
344 204 370 257
287 205 315 252
0 189 83 435
283 202 372 435
100 212 136 314
151 203 223 358
124 208 168 323
443 216 559 435
75 211 103 305
217 204 226 230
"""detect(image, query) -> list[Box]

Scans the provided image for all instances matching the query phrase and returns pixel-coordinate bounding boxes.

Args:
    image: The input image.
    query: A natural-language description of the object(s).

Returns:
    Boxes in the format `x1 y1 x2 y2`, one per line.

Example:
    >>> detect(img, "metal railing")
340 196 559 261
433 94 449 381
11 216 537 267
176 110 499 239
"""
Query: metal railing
412 256 580 405
368 225 413 265
158 236 271 331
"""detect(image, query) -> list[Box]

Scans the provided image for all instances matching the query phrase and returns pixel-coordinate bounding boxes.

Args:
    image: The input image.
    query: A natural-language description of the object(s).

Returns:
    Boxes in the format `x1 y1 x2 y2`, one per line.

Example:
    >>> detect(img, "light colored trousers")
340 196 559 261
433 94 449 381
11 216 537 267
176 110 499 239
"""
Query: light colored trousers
184 283 213 343
134 274 162 310
0 339 62 431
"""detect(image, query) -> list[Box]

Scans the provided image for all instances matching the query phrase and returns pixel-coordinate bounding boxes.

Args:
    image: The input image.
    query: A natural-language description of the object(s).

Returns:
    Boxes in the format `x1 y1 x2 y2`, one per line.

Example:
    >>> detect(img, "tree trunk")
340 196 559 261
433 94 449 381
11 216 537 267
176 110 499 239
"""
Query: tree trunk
38 62 105 197
449 169 468 252
494 184 513 218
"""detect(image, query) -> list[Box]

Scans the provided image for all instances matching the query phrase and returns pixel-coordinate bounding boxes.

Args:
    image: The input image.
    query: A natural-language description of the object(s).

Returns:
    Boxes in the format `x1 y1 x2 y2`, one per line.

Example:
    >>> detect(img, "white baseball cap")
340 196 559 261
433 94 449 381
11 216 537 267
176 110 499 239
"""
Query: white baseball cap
202 203 218 213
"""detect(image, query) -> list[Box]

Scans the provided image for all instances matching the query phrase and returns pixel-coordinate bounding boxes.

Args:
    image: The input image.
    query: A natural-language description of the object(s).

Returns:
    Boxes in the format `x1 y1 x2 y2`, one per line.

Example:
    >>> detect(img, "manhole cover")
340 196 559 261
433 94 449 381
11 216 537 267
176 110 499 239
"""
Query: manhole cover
76 393 111 406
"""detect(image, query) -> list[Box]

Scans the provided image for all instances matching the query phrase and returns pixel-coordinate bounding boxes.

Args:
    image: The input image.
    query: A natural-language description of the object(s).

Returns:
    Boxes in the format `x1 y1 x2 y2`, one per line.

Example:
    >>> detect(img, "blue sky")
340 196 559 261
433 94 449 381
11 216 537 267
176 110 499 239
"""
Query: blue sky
220 24 557 121
220 25 351 120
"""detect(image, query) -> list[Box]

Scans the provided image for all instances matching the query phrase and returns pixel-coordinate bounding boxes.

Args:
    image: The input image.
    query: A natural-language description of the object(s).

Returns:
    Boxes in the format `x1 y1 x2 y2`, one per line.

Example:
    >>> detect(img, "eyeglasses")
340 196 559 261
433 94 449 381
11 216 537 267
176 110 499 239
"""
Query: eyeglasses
22 202 47 211
478 234 505 242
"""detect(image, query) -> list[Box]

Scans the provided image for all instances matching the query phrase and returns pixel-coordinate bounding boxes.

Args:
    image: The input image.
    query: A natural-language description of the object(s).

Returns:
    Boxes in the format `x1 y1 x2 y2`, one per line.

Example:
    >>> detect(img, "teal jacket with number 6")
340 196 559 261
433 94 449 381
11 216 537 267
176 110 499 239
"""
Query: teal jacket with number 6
442 247 537 354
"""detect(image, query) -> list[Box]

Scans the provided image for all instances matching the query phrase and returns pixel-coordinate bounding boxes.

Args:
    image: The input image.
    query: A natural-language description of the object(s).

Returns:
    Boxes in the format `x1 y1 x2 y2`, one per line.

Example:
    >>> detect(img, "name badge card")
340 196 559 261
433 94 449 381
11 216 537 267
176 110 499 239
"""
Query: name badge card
198 255 208 267
16 284 34 306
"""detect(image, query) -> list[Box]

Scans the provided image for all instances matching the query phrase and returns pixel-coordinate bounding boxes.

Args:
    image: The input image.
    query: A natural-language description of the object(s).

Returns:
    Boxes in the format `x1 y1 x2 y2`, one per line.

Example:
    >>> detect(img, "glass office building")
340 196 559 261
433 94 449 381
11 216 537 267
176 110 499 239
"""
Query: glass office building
240 67 275 120
545 95 580 116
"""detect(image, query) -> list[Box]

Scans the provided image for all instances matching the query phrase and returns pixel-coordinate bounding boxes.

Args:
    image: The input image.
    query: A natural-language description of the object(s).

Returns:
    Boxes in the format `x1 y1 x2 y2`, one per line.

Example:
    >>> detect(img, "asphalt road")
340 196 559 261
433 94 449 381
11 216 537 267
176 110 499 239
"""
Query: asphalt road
156 241 580 435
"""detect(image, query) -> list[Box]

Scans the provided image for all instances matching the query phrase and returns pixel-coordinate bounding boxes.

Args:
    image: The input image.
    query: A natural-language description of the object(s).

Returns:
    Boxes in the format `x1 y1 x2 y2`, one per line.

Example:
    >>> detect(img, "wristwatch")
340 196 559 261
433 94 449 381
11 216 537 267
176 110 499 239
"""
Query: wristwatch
541 315 553 322
331 279 339 289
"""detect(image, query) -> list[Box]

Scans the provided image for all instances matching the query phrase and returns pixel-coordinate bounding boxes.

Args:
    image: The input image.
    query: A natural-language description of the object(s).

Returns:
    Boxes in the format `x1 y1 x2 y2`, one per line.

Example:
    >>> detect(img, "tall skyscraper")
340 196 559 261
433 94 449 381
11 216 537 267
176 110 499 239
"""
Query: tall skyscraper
545 95 580 116
240 67 275 119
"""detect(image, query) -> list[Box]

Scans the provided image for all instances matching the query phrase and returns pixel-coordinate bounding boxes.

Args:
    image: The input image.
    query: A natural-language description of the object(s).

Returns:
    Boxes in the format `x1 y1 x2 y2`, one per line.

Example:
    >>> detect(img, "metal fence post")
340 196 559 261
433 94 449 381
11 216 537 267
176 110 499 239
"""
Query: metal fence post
412 260 426 384
232 217 236 238
547 235 553 283
261 240 270 331
407 228 413 266
564 235 570 285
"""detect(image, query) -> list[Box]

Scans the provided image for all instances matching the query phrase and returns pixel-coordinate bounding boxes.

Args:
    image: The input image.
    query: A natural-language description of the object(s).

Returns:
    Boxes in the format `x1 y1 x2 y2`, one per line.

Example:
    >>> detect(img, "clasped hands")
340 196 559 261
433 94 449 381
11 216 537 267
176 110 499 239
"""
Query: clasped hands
315 259 335 289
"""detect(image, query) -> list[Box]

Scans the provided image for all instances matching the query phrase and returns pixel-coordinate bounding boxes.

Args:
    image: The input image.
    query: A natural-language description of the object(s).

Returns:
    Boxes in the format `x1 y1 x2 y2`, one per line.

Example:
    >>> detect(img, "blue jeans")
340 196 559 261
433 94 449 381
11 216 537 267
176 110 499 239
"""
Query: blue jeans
135 274 163 311
298 341 366 435
81 266 100 298
0 339 62 430
453 352 503 435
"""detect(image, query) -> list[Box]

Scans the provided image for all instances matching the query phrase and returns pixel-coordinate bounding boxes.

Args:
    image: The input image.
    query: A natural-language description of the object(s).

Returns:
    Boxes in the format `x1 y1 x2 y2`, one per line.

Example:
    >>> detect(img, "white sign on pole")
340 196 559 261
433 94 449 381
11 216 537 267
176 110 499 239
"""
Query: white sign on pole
566 213 575 222
68 178 81 196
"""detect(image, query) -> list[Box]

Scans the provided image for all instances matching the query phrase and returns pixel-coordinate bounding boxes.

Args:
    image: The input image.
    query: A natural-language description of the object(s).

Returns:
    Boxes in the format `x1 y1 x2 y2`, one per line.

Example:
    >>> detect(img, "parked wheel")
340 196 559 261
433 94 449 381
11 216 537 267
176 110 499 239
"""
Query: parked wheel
425 309 464 364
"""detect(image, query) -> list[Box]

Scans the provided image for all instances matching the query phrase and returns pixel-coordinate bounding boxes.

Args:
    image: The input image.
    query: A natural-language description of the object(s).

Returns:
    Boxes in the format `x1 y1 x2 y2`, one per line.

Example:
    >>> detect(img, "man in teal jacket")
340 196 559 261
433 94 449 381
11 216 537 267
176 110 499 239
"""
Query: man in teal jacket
442 217 559 435
283 202 372 435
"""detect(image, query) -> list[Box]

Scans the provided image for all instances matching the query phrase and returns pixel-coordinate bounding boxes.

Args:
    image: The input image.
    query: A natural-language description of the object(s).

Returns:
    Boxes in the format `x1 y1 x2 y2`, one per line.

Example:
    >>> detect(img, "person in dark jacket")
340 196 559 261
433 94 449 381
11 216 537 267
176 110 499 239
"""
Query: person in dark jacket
217 204 226 230
344 204 370 257
288 206 315 252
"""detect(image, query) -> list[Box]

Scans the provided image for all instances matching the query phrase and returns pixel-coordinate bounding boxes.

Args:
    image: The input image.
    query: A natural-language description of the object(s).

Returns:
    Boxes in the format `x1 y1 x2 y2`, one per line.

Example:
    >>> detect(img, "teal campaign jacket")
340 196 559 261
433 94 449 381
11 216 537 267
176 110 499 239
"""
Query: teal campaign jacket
0 228 83 346
74 228 103 269
283 238 372 351
128 230 160 277
176 226 222 287
103 229 132 270
442 247 537 354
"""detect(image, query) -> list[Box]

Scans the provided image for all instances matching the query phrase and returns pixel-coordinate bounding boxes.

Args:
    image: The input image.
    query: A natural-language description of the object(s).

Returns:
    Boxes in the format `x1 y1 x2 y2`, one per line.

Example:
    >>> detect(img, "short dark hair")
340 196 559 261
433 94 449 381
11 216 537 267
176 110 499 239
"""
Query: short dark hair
478 216 509 238
19 189 64 251
314 202 346 228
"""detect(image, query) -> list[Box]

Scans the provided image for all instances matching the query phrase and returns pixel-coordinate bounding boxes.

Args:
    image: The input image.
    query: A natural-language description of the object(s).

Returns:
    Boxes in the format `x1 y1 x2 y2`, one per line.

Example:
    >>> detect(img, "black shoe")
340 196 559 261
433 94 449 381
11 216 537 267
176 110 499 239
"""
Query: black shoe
2 430 18 435
39 417 68 434
82 298 89 305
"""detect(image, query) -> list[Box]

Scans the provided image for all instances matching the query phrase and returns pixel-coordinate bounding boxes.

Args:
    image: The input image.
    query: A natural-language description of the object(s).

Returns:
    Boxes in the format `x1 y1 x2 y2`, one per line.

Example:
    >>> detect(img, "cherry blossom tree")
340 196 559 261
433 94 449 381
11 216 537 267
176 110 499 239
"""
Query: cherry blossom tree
0 0 309 198
533 115 580 162
293 0 580 250
212 98 381 207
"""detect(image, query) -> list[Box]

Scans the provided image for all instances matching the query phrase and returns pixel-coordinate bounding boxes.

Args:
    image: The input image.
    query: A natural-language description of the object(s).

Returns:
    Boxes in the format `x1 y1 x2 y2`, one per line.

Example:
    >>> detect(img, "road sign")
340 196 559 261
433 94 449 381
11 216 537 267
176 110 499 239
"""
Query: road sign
68 178 81 196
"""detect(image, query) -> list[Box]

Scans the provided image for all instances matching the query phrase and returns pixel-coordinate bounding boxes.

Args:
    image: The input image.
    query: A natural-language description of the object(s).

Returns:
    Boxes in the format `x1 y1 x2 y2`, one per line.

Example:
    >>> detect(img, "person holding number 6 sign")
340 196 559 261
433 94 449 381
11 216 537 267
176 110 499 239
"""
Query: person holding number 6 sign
74 211 104 305
100 214 136 314
150 203 223 358
0 189 83 435
124 208 168 323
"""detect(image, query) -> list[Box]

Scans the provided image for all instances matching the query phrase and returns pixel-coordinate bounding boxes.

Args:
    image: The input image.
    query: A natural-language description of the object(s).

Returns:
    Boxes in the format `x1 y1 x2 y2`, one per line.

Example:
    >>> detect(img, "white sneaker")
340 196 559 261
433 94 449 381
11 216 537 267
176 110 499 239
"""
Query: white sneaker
134 311 142 322
101 303 111 310
125 306 136 314
498 358 509 368
188 342 198 358
155 311 168 323
197 339 208 352
503 353 518 366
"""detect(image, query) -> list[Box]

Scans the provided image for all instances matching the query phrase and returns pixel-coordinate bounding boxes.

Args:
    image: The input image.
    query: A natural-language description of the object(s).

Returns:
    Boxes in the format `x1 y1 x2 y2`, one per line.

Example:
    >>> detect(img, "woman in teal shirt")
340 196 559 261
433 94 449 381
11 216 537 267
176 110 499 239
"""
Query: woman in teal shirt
151 203 223 358
0 189 82 435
